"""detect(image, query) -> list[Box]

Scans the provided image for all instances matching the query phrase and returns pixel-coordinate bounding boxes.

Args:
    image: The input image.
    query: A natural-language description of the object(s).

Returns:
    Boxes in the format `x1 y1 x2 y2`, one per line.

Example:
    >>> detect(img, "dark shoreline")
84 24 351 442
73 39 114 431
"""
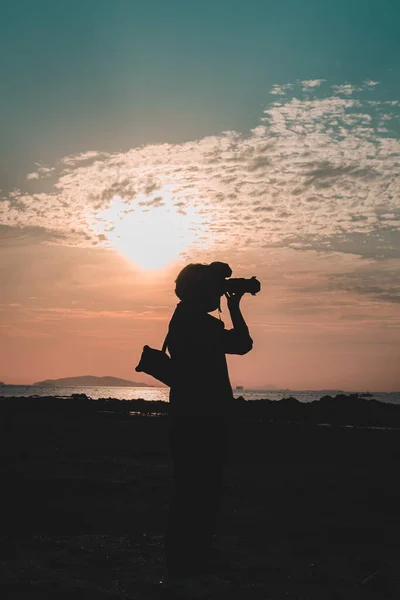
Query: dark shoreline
1 395 400 598
2 392 400 428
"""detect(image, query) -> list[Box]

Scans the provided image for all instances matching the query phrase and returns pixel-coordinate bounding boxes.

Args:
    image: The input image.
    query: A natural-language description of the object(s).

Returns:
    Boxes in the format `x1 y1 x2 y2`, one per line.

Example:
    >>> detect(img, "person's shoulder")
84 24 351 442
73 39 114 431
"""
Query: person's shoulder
170 304 224 331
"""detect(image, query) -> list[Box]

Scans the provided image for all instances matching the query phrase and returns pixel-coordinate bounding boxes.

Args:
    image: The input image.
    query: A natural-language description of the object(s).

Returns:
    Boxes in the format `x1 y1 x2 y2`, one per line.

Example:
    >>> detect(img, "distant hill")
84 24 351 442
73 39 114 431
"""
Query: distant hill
34 376 149 387
253 385 279 390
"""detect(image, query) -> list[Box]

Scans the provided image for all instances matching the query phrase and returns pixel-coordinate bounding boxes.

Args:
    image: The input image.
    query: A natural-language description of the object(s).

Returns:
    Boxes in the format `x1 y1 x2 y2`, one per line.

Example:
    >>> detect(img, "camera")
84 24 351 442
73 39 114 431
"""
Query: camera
225 276 260 296
208 262 261 296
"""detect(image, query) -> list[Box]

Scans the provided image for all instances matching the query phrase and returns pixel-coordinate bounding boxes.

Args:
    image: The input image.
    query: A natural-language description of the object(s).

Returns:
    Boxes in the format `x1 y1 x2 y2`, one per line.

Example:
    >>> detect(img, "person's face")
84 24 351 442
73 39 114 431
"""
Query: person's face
198 281 224 313
183 276 225 313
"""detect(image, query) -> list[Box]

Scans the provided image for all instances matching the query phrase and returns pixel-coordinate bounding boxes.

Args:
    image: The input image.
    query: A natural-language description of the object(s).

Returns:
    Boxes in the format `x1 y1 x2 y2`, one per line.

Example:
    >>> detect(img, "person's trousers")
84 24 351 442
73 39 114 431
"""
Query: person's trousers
164 416 228 578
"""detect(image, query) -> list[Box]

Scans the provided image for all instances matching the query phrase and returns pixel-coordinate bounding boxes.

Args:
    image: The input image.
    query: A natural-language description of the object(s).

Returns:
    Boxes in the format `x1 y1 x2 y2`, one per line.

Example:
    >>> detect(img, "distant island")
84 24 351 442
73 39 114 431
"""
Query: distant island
34 376 149 387
252 385 279 390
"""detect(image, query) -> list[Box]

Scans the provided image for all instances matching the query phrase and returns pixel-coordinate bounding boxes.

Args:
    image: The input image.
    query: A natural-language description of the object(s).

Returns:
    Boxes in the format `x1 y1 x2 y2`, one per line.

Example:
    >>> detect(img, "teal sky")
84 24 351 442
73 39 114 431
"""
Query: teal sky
1 0 399 189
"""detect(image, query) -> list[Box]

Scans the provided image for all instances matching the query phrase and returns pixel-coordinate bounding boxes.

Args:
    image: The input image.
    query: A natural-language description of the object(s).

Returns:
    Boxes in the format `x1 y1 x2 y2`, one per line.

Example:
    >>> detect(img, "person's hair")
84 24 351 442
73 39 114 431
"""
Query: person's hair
174 263 210 301
175 261 232 302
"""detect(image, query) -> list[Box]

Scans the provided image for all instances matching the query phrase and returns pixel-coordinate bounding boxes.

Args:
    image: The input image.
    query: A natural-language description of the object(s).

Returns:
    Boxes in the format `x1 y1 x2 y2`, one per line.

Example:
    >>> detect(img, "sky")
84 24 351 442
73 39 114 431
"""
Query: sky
0 0 399 390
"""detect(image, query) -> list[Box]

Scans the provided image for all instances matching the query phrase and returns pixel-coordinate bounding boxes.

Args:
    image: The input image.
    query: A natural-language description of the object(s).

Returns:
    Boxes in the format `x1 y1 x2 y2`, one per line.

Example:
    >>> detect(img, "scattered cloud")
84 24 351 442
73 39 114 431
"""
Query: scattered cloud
62 150 109 166
363 80 380 88
301 79 326 90
270 83 294 95
331 83 362 95
329 262 400 304
1 79 399 297
26 165 55 180
271 80 326 95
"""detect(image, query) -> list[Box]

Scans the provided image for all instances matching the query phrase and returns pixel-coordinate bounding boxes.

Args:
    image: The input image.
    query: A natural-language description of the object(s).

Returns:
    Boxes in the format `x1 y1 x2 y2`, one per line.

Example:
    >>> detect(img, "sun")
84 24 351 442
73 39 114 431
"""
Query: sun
94 190 208 270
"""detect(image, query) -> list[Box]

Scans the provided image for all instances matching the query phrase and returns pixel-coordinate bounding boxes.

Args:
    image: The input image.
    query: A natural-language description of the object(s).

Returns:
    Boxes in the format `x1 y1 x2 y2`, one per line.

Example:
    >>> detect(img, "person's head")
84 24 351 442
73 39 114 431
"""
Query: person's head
175 262 232 313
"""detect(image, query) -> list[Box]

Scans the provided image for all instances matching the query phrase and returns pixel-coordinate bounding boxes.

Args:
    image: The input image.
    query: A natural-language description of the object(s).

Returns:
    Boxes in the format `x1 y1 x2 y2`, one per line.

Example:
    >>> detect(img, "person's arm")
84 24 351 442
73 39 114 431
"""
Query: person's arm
223 292 253 355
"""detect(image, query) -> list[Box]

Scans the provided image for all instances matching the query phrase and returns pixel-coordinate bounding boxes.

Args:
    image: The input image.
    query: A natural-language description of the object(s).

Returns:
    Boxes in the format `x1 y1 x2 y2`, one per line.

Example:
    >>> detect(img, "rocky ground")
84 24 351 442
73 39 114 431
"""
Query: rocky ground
1 398 400 599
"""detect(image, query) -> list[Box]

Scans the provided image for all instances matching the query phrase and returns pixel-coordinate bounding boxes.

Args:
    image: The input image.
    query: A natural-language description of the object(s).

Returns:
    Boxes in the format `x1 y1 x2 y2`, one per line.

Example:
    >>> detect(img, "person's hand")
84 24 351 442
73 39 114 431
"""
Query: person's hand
225 291 245 311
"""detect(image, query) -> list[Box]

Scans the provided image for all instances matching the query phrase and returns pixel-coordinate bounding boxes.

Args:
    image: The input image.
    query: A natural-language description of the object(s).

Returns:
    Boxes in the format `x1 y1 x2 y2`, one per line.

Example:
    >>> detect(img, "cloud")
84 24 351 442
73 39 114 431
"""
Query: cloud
270 83 294 95
1 79 399 272
331 84 362 95
62 150 109 166
301 79 326 90
328 262 400 304
363 80 379 88
271 79 326 96
0 224 64 246
26 165 56 180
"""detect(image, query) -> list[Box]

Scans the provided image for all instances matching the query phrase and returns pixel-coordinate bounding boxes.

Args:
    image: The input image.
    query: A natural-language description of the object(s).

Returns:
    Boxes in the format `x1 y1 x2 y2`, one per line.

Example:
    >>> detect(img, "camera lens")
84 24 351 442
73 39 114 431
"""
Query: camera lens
225 277 260 295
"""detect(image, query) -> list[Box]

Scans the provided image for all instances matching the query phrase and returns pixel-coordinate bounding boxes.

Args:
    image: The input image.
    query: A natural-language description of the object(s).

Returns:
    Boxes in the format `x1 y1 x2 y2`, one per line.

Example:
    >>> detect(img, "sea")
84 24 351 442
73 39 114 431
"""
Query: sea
0 386 399 405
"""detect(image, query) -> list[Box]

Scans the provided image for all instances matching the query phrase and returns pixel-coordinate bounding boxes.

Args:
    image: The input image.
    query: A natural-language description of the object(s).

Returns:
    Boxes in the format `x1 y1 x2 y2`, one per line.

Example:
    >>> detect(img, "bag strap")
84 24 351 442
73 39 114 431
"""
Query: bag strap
162 333 169 354
162 304 180 354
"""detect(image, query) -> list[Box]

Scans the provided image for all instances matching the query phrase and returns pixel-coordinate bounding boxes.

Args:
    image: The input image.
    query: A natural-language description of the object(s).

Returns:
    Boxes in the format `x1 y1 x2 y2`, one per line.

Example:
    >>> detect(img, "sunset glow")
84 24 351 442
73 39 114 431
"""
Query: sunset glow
93 191 209 270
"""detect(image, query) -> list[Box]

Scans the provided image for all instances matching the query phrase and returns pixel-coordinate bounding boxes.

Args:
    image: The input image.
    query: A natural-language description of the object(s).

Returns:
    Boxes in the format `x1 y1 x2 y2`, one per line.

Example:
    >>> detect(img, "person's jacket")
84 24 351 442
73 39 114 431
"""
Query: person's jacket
167 301 253 416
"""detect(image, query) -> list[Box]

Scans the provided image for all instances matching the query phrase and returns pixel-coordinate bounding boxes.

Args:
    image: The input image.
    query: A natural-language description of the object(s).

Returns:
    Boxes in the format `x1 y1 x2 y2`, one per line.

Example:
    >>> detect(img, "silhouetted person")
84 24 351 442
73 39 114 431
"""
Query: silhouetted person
163 262 253 595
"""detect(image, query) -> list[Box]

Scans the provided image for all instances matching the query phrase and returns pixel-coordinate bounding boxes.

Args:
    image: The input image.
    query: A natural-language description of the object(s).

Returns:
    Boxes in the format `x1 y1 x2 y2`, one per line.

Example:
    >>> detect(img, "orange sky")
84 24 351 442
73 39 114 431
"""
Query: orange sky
1 233 399 391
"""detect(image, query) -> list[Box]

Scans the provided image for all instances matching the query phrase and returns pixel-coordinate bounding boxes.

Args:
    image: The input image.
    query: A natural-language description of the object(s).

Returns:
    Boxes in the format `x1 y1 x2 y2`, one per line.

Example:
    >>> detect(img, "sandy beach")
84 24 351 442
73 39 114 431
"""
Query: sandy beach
1 395 400 599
